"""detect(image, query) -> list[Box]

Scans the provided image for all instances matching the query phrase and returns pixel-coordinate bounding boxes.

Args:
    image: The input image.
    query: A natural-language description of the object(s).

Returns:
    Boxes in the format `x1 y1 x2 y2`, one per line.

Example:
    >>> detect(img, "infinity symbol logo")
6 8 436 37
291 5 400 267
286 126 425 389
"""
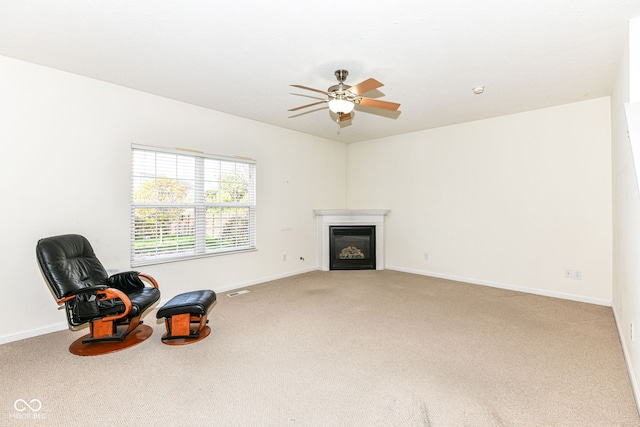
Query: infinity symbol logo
14 399 42 412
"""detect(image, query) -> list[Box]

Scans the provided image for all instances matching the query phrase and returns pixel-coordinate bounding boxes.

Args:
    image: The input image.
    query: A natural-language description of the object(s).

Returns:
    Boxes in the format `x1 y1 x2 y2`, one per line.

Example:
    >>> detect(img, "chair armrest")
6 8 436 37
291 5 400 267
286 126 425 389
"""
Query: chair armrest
59 286 132 322
138 273 159 289
108 271 159 291
58 285 108 303
95 287 132 322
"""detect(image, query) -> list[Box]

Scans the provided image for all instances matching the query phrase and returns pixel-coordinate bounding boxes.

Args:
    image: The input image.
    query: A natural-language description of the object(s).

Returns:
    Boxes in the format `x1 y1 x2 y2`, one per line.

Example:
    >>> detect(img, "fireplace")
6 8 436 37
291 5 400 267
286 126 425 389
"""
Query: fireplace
330 226 376 270
314 209 389 271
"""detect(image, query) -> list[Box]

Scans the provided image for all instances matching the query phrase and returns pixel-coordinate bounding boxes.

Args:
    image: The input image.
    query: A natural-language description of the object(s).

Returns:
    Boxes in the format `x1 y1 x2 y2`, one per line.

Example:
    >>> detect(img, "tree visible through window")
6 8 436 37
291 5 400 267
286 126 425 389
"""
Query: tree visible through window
131 144 256 265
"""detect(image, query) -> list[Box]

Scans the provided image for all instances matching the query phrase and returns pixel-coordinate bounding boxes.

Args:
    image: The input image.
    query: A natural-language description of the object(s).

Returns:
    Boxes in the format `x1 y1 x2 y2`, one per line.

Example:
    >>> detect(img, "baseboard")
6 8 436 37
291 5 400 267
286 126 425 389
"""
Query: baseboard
0 321 68 345
386 266 612 306
214 267 318 294
612 306 640 411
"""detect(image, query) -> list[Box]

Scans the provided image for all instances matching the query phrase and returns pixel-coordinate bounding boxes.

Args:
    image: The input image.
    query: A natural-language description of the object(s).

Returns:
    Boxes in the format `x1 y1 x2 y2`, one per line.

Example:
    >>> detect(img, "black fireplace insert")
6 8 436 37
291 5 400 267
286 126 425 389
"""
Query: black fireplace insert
329 226 376 270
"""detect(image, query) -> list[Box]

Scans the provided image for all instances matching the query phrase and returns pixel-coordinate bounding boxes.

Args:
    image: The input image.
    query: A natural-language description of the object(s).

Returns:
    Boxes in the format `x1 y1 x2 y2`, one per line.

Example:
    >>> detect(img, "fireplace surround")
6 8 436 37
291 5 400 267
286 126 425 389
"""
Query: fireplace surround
314 209 389 271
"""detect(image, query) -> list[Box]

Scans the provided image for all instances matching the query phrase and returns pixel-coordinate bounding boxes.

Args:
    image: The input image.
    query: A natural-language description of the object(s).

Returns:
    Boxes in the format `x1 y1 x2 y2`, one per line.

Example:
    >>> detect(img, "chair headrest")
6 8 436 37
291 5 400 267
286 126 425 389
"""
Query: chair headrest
36 234 109 299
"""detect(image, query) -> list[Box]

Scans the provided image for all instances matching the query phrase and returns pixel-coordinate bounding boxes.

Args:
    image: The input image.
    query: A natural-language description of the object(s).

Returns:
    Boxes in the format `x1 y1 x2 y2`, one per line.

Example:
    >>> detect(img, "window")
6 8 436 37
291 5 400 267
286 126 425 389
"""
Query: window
131 144 256 266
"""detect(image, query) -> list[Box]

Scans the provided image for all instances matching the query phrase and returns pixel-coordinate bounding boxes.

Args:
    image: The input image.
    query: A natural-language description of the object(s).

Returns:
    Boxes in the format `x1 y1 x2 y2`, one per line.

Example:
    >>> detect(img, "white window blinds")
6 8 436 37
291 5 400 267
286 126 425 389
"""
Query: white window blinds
131 144 256 266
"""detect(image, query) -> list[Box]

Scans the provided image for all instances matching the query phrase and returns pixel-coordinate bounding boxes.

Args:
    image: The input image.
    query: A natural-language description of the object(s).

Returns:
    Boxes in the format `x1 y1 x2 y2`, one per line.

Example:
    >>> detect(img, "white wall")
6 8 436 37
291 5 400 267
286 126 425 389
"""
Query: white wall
347 98 613 305
631 17 640 104
0 55 346 343
612 16 640 406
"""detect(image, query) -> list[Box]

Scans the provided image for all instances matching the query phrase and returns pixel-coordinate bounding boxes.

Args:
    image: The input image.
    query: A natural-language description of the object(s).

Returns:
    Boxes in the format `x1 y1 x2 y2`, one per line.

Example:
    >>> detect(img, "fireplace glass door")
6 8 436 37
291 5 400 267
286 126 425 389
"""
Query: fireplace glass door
329 226 376 270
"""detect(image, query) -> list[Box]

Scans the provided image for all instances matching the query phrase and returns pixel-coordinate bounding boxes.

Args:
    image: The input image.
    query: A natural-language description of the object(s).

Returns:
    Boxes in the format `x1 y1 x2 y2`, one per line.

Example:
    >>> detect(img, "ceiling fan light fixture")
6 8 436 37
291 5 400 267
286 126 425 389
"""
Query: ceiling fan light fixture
328 98 355 114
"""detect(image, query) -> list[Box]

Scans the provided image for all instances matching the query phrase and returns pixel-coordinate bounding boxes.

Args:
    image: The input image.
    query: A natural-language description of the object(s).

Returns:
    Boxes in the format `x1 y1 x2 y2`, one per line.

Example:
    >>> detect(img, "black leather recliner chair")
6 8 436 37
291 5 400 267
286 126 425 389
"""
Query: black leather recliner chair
36 234 161 356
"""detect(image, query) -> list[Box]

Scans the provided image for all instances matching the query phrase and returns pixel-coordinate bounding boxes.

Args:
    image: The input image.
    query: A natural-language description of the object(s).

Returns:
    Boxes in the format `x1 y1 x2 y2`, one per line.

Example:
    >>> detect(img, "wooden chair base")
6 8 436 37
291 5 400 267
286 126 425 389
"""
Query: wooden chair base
161 325 211 346
69 324 153 356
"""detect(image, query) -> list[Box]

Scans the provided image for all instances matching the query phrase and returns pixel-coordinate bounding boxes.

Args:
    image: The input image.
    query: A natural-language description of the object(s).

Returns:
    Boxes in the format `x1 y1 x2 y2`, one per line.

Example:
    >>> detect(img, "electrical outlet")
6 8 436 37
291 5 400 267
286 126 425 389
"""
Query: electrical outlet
282 254 287 262
632 323 635 341
424 253 429 261
564 269 582 280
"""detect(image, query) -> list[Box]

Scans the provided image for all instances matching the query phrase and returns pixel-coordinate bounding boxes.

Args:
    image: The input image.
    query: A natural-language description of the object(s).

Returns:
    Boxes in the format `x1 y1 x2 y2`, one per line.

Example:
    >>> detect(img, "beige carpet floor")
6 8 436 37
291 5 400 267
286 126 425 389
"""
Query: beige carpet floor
1 270 638 426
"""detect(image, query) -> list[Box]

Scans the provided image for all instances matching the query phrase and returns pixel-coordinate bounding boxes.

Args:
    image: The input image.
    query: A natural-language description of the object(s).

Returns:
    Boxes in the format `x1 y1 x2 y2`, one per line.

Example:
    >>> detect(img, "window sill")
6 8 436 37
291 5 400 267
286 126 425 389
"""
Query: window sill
131 247 257 268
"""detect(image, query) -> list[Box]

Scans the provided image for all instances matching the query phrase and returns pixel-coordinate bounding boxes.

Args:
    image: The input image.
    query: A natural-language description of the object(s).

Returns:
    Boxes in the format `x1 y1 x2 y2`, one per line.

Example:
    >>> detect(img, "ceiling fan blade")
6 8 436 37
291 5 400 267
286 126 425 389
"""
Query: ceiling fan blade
348 78 383 95
358 97 401 111
288 101 327 111
290 85 329 95
339 112 352 122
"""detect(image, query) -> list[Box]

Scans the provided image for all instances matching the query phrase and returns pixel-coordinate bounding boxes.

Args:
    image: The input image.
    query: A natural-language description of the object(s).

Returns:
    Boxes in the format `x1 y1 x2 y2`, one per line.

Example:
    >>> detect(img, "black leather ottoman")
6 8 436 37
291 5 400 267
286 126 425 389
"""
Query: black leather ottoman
156 290 217 345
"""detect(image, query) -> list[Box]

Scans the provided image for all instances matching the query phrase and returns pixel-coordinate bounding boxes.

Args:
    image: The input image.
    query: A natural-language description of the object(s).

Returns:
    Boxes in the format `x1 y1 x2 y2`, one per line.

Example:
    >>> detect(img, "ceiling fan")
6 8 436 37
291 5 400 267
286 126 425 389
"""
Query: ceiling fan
289 69 400 122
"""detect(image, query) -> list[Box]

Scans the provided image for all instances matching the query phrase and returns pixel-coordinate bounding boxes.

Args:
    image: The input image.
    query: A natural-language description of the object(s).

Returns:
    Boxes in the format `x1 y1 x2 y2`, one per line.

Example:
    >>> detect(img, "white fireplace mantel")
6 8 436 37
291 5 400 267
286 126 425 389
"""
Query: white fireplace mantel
314 209 390 271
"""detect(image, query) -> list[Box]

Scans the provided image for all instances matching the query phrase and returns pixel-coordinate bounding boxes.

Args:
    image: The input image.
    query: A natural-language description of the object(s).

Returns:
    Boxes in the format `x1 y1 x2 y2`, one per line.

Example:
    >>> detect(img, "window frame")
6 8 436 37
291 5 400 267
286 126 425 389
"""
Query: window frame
130 144 257 267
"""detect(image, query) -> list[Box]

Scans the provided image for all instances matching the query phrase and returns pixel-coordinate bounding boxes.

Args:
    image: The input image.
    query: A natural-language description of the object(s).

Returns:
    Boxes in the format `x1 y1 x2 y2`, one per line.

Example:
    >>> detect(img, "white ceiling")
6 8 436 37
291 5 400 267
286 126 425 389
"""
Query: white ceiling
1 1 638 143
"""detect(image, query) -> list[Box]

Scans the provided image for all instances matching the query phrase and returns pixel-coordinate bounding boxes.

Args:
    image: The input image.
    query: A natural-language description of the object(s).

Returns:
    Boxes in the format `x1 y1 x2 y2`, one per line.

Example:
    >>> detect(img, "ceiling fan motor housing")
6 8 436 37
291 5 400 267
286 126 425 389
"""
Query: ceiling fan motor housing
329 69 354 95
